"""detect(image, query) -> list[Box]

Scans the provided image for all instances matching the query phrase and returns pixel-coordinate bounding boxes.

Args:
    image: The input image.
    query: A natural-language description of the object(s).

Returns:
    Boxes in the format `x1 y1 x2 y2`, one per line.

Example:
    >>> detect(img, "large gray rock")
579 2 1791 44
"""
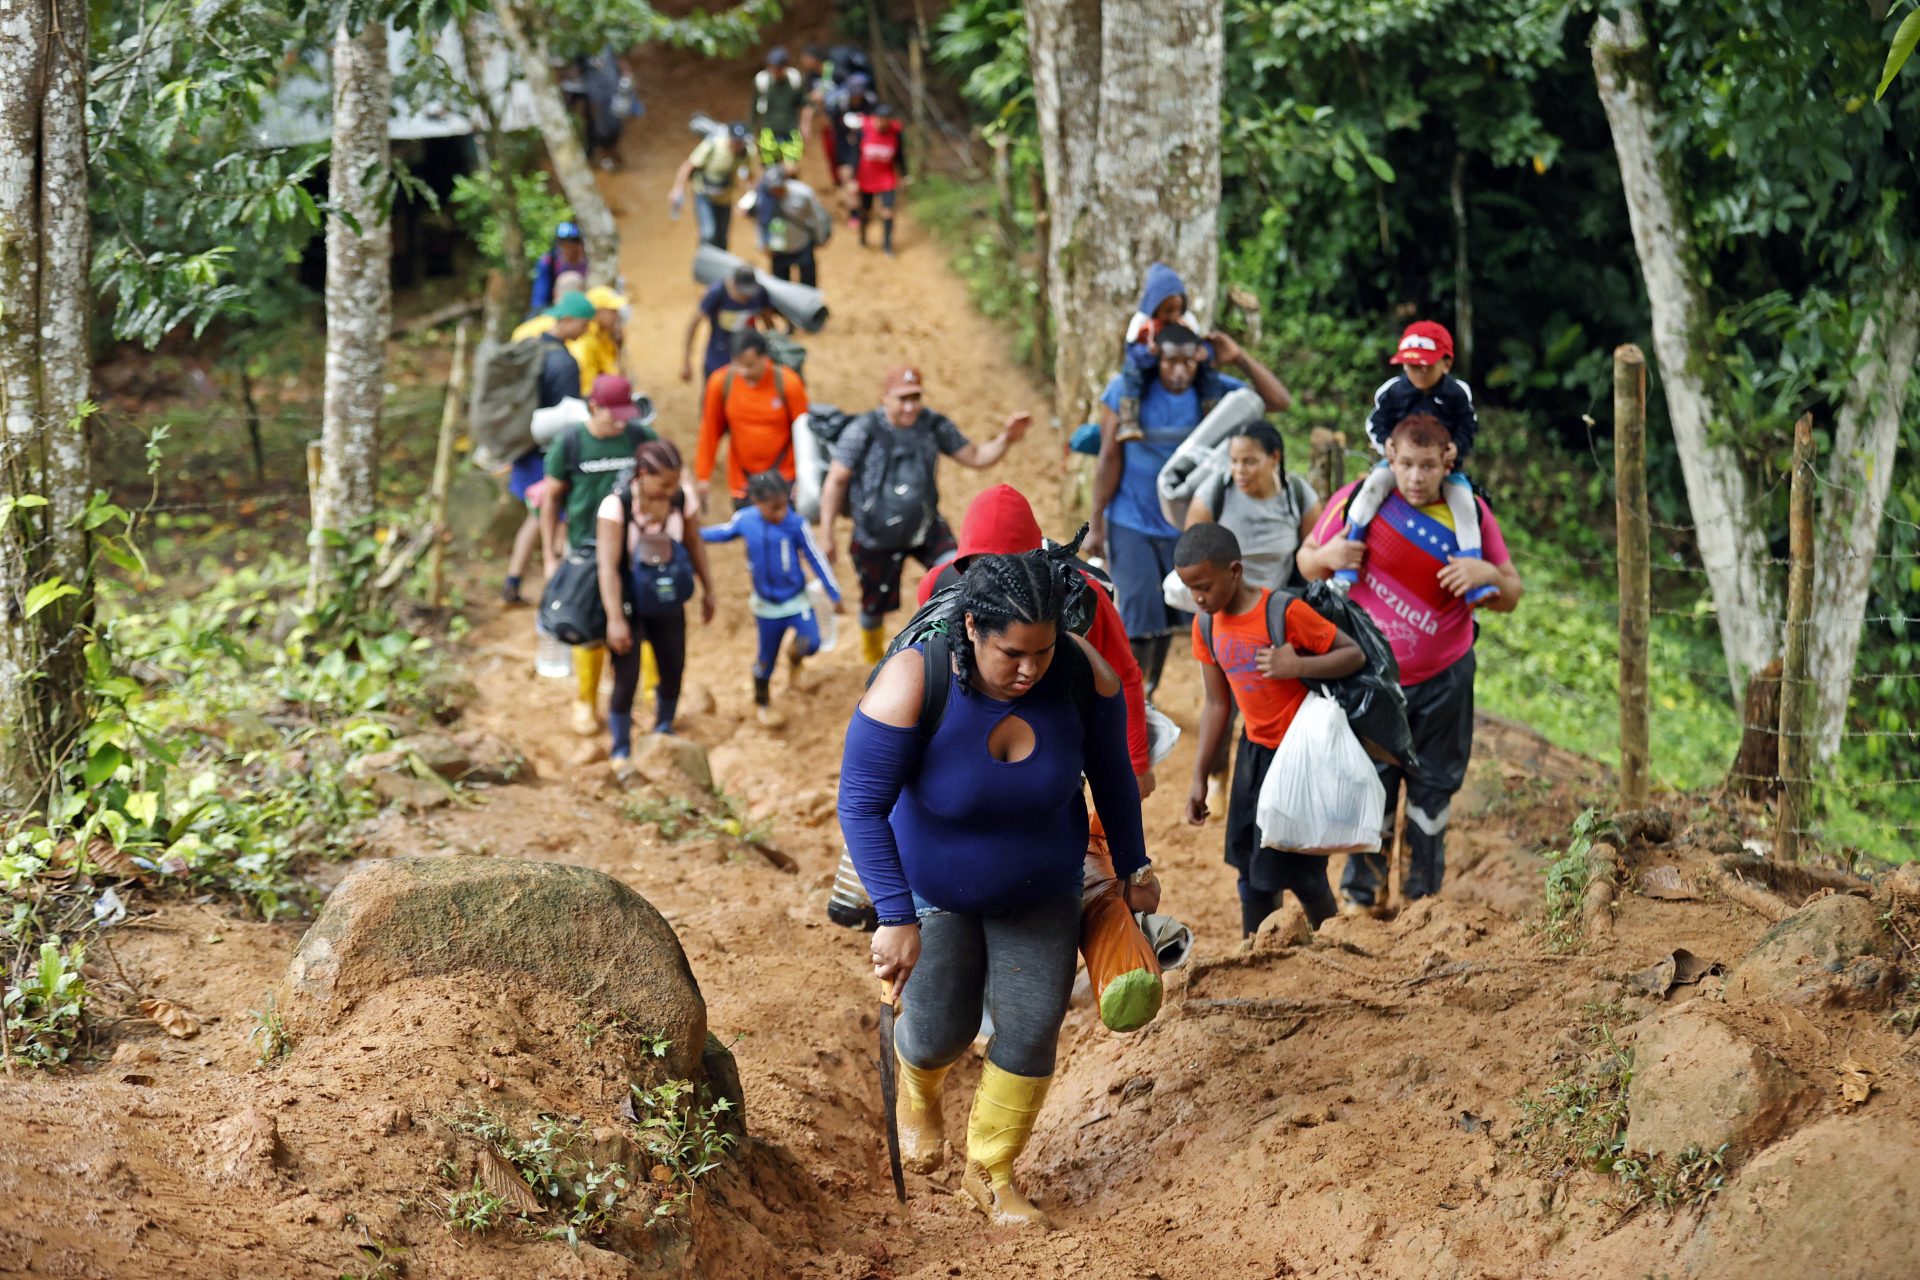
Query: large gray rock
1690 1113 1920 1280
1623 1006 1815 1159
1724 893 1898 1009
287 858 707 1080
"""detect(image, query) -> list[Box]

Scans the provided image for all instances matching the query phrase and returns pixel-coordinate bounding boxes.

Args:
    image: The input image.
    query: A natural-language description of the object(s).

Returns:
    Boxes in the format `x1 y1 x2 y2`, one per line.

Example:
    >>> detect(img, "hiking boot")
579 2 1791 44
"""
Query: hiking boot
571 700 600 737
1113 398 1144 445
961 1063 1053 1230
501 577 524 606
756 705 787 729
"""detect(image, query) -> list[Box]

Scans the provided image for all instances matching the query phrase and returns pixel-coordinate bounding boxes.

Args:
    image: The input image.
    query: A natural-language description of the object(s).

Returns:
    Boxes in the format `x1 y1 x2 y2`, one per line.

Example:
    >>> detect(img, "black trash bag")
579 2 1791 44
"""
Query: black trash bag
1295 580 1418 770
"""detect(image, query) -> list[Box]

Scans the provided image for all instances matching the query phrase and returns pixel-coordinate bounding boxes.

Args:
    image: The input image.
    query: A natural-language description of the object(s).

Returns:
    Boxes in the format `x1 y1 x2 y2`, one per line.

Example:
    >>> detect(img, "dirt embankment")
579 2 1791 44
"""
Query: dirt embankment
4 16 1919 1280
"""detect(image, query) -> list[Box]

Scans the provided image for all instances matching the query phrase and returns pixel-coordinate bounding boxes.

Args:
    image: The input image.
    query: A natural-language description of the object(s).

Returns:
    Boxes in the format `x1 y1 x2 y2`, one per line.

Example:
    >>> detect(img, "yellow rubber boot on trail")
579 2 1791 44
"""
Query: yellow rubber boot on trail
860 625 887 666
895 1052 951 1173
961 1062 1053 1228
572 646 606 735
639 642 659 701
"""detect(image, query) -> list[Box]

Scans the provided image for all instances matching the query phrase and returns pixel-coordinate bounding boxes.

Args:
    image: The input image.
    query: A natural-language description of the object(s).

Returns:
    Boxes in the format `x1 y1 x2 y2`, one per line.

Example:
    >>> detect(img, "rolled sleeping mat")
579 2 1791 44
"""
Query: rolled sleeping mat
688 111 727 140
693 241 830 334
789 412 823 520
530 397 589 448
1159 444 1231 529
1155 386 1266 522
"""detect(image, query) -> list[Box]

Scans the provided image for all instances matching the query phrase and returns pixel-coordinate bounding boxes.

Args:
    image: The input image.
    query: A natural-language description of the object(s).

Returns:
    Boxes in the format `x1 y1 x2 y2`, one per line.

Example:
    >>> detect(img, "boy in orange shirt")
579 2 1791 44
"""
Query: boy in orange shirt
694 331 808 511
1175 522 1363 934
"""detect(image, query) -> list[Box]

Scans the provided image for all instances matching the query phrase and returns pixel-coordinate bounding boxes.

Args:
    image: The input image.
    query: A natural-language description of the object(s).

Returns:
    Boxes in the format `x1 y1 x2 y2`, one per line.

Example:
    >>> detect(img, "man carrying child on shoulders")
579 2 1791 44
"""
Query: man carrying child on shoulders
1296 412 1524 914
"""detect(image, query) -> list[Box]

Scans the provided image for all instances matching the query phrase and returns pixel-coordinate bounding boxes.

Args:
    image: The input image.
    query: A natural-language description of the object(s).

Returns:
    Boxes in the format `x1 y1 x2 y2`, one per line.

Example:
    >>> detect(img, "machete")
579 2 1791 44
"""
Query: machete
878 979 907 1203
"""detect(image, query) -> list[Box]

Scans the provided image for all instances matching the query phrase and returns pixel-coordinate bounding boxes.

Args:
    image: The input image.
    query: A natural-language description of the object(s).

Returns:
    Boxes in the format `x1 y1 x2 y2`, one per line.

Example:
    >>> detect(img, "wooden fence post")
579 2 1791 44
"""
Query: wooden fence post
1776 413 1816 861
427 320 469 607
1308 428 1346 504
1614 344 1650 811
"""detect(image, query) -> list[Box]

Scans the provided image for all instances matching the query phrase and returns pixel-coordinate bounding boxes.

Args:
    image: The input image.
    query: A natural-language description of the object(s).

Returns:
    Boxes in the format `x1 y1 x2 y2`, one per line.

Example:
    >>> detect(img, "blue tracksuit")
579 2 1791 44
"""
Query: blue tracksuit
701 507 842 677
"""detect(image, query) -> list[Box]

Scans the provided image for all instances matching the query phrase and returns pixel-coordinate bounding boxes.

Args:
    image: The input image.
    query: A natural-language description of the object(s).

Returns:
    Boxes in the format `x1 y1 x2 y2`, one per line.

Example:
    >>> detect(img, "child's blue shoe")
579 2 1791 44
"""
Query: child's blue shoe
1452 547 1499 605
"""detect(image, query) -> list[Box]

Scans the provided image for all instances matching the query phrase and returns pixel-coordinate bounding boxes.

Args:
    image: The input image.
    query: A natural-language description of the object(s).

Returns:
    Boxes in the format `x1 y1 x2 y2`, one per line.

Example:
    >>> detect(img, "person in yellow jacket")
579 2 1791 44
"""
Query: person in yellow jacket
511 283 628 395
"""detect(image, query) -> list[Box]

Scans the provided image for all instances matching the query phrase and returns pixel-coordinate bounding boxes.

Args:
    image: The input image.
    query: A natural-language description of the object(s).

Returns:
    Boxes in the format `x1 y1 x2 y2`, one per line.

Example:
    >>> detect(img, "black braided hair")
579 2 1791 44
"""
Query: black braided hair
953 529 1091 695
1235 420 1287 478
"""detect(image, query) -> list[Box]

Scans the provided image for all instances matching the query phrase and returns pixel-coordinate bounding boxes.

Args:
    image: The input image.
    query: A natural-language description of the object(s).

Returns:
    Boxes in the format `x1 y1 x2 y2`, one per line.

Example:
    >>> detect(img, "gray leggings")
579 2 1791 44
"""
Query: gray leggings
895 893 1081 1078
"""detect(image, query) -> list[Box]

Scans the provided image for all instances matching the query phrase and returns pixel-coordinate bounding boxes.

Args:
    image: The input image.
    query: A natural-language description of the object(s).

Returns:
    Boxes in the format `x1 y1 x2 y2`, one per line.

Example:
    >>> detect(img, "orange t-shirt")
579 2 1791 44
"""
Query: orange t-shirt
695 364 808 498
1192 590 1337 749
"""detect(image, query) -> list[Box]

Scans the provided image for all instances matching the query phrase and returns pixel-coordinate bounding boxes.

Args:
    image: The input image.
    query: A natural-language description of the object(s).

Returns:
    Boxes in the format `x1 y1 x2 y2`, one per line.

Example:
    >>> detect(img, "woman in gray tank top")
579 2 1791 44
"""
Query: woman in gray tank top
1183 420 1327 808
1184 422 1324 590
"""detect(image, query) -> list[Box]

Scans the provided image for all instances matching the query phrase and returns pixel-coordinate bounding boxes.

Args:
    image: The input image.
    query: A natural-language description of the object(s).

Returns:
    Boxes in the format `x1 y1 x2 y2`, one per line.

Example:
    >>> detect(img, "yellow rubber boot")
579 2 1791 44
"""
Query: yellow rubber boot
860 625 887 666
895 1053 951 1173
961 1062 1053 1229
571 645 605 735
639 642 659 701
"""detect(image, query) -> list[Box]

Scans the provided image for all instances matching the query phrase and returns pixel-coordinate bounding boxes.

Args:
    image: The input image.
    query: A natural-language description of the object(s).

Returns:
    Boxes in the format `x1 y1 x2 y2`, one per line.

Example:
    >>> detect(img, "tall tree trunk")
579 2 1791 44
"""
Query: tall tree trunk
460 17 529 344
1026 0 1222 433
1450 147 1474 379
1810 277 1920 761
312 21 392 604
1593 5 1778 692
0 0 93 805
494 1 618 287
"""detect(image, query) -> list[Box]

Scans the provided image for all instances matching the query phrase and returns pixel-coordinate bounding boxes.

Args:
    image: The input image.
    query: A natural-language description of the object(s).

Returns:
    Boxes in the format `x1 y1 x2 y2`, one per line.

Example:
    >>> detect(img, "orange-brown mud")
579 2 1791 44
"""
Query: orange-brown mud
3 14 1916 1279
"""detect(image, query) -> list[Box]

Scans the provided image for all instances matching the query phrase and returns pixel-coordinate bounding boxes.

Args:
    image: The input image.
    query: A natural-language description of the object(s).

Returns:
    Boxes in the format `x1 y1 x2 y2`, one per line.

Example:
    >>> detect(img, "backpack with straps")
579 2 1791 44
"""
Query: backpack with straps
850 410 939 552
1200 582 1417 768
866 533 1101 736
718 365 798 477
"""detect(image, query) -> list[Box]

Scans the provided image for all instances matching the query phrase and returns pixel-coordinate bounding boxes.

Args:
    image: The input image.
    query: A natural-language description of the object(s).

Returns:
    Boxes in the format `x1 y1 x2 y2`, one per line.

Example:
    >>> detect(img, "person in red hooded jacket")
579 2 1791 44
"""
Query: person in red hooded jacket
918 484 1153 796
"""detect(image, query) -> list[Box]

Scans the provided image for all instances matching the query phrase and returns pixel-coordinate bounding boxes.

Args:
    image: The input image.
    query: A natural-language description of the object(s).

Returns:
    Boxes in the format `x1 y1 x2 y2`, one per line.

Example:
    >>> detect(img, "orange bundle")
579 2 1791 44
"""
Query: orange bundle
1081 835 1163 1033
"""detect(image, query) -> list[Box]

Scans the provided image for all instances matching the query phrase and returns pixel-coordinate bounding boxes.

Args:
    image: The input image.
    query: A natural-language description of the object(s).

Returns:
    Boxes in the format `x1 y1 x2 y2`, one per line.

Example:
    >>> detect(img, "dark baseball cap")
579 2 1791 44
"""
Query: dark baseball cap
589 375 639 421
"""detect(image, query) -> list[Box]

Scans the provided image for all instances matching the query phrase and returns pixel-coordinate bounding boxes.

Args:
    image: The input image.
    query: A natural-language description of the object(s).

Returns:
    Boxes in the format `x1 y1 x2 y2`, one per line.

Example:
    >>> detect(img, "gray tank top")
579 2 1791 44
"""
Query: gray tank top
1216 473 1317 591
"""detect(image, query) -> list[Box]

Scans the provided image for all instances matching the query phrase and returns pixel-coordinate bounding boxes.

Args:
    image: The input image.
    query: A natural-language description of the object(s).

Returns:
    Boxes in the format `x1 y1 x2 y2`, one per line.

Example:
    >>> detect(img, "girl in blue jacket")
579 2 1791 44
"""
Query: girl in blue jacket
700 470 844 726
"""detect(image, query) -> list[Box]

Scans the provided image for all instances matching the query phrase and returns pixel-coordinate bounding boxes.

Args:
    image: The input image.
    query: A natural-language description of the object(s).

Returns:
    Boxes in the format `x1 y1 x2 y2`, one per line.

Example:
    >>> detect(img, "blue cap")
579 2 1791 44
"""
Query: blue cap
729 122 750 142
768 46 789 66
555 220 582 241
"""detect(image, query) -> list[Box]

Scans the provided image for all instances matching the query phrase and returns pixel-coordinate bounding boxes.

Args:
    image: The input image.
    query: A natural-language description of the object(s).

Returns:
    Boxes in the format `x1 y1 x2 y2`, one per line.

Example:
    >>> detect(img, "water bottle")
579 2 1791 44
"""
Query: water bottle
827 846 877 931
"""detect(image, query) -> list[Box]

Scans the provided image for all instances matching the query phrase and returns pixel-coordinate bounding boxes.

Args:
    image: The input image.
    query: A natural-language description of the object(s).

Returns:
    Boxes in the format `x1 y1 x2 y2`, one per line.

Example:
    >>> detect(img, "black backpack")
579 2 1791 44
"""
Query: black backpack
539 478 653 645
867 533 1099 736
851 410 939 553
1199 581 1417 768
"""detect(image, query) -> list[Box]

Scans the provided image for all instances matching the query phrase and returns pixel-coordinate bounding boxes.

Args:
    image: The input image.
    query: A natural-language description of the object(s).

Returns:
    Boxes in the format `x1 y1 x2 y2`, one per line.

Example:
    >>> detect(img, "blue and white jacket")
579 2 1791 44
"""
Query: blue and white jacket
700 506 842 617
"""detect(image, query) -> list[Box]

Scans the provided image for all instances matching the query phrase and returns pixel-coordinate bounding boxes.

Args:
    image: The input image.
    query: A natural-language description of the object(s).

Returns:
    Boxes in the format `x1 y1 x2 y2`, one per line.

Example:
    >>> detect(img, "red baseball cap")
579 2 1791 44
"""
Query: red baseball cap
881 365 925 397
1389 321 1454 367
588 374 639 421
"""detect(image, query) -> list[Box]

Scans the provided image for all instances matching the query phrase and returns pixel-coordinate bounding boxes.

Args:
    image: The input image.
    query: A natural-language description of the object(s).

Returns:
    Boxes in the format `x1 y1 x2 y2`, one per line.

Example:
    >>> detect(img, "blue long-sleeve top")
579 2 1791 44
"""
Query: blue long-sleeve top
528 246 590 315
837 647 1147 925
699 506 842 612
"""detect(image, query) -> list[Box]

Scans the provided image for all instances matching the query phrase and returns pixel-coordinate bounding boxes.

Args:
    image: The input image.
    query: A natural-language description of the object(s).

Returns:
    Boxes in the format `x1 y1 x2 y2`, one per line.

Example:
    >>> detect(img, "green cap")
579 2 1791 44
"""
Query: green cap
548 290 595 321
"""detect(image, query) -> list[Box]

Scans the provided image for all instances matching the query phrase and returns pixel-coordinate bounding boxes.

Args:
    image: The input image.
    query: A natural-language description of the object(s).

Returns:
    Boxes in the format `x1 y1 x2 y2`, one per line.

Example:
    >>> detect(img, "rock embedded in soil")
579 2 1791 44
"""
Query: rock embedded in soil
284 857 708 1081
1253 902 1314 951
1623 1005 1816 1160
1688 1112 1920 1279
1723 892 1898 1009
634 733 713 793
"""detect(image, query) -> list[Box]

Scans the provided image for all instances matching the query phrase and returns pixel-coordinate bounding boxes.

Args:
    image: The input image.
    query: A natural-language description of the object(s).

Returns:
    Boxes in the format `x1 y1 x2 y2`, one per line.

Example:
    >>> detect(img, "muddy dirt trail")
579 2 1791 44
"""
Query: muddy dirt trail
5 18 1919 1280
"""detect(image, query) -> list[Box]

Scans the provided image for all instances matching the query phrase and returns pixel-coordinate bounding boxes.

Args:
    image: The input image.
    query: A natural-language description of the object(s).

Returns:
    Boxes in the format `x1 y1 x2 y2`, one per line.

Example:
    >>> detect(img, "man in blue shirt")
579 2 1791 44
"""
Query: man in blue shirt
1087 323 1292 697
679 264 777 384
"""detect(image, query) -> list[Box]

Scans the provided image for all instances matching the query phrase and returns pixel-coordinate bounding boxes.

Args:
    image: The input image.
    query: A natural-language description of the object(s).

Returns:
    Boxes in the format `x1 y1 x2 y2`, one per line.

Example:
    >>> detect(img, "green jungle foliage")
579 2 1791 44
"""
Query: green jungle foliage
929 0 1920 853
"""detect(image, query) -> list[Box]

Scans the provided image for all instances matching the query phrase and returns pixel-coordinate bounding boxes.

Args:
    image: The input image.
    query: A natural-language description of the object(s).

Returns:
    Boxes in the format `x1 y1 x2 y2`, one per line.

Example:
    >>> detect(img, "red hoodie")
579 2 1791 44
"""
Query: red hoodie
917 484 1150 775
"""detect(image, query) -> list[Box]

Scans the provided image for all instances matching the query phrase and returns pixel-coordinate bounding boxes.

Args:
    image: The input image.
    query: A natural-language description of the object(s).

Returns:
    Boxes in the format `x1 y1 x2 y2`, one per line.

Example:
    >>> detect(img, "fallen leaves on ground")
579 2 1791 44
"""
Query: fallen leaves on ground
1837 1059 1876 1109
140 997 201 1039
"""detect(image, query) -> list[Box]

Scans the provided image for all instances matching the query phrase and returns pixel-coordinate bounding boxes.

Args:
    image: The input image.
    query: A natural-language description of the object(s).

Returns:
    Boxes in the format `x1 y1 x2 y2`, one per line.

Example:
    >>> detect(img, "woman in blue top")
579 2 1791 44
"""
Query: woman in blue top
838 547 1152 1229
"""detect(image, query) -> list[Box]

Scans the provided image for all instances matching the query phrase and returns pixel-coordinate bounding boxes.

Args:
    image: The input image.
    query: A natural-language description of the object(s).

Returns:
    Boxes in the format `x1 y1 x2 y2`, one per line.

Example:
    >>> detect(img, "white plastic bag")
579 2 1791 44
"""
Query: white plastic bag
1161 567 1198 614
1256 693 1386 855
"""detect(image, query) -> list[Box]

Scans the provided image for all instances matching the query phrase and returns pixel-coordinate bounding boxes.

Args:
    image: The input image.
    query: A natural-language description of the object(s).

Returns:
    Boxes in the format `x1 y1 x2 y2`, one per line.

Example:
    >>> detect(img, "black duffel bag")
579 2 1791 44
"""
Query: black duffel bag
539 541 609 645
